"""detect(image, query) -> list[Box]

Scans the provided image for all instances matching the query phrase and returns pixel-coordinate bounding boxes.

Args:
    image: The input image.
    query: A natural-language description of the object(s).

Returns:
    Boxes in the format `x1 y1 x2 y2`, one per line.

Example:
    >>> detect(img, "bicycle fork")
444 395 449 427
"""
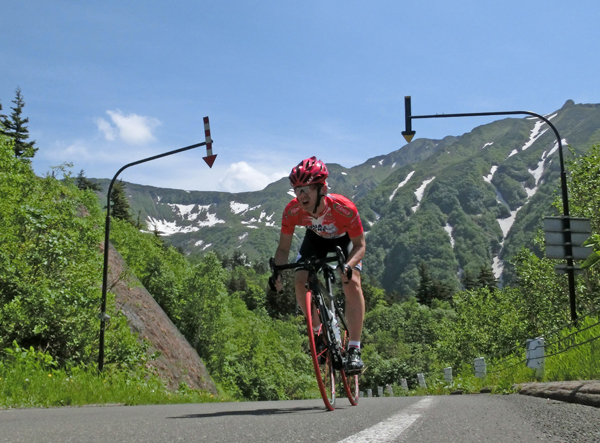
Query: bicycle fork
319 275 345 371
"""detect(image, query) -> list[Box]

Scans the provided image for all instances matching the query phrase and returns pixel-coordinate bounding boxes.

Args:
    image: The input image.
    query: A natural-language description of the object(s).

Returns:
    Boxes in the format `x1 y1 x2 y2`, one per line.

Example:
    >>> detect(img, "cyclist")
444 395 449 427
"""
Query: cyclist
273 156 366 375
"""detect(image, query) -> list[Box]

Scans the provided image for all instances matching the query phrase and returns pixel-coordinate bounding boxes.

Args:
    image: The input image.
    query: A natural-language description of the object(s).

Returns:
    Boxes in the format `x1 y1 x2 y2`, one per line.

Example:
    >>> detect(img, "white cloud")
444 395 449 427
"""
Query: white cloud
95 118 116 141
95 110 161 145
219 161 286 193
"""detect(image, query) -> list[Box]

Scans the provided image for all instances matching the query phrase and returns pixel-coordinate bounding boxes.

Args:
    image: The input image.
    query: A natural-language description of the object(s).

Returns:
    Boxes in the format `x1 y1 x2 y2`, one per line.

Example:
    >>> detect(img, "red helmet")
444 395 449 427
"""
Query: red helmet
289 156 329 187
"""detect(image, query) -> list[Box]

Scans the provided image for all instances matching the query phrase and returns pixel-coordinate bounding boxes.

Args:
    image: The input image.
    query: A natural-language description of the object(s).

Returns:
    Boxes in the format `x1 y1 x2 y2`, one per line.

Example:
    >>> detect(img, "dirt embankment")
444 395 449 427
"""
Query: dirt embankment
102 242 217 394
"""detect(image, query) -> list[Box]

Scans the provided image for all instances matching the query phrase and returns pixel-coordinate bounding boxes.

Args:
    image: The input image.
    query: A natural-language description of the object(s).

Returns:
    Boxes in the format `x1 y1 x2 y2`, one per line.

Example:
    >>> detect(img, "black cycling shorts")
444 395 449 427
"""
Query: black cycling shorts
296 229 363 272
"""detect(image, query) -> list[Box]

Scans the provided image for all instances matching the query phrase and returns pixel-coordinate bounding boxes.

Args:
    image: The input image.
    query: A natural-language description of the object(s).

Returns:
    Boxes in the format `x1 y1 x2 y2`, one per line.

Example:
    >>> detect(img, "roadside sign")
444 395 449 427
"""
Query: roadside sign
543 216 592 260
546 245 592 260
543 217 591 233
554 264 585 275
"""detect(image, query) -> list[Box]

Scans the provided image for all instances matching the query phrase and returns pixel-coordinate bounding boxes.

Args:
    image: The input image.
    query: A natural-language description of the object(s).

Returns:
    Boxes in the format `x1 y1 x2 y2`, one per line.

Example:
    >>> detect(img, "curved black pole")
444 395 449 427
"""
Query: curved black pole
404 98 576 323
99 141 206 371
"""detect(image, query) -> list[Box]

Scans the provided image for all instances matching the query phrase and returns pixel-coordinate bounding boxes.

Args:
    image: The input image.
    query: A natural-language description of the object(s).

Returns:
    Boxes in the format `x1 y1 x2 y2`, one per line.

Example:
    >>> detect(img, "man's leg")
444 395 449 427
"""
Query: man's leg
342 271 365 342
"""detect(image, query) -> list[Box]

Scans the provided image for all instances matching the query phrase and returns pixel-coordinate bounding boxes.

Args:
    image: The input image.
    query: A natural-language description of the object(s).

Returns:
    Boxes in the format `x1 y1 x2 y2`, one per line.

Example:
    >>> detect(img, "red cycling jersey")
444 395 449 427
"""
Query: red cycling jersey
281 193 364 239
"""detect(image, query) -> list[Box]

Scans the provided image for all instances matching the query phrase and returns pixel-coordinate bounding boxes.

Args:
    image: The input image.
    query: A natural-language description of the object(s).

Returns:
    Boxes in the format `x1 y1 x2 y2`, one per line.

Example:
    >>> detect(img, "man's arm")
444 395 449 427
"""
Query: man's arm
274 232 294 291
346 232 366 269
274 232 294 265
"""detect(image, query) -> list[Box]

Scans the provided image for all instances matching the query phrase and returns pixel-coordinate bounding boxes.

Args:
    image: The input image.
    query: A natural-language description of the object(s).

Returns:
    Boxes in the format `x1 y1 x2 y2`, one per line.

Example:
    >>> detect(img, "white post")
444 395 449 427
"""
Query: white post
367 389 373 397
444 367 453 384
360 391 364 398
474 357 486 378
386 384 394 397
417 373 427 388
400 378 408 391
526 337 545 378
377 386 384 397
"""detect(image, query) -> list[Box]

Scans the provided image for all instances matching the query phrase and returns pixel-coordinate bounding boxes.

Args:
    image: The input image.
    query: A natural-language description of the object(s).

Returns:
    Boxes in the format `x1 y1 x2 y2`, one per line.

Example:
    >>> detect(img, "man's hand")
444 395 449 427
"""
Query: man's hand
339 263 353 284
269 272 283 293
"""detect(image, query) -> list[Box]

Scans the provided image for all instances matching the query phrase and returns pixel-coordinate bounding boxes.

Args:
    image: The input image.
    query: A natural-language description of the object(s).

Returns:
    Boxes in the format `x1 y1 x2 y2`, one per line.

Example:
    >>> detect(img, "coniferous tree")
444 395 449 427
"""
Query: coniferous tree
76 170 102 191
110 180 134 223
1 87 37 159
477 265 497 292
416 261 434 306
462 269 478 291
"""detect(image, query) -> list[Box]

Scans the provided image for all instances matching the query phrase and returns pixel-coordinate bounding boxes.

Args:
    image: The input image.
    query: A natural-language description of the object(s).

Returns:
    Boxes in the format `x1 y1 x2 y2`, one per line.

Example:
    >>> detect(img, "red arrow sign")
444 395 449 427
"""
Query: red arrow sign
203 116 217 168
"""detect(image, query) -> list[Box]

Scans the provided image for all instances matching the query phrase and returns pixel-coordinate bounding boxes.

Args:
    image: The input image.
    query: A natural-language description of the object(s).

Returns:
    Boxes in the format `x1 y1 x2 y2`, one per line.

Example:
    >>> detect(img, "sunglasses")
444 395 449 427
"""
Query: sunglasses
293 185 315 196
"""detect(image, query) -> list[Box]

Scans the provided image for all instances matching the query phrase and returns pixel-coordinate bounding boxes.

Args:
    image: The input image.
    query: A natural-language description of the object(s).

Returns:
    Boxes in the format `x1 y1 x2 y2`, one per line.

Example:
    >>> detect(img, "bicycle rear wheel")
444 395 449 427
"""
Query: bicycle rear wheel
305 291 336 411
340 331 359 405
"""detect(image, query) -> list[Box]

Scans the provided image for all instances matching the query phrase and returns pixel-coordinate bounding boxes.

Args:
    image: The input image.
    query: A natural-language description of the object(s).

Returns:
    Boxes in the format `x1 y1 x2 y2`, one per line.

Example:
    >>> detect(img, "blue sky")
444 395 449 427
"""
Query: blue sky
2 1 599 192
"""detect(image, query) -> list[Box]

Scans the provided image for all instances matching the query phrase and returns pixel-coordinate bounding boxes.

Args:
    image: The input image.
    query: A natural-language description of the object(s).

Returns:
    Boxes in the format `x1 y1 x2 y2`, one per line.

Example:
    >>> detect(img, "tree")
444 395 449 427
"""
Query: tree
1 87 37 159
76 170 102 191
110 180 134 223
417 261 453 306
477 265 498 292
462 269 478 291
416 261 434 306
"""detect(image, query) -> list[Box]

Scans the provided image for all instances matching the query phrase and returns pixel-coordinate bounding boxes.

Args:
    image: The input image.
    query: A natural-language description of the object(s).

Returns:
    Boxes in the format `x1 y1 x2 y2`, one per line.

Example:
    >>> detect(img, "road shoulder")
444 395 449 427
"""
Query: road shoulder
515 380 600 407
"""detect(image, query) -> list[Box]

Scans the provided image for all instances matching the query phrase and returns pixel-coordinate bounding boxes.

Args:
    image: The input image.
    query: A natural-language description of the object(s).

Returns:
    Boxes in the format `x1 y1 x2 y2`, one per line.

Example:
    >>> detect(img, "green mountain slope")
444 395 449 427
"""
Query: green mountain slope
94 100 600 297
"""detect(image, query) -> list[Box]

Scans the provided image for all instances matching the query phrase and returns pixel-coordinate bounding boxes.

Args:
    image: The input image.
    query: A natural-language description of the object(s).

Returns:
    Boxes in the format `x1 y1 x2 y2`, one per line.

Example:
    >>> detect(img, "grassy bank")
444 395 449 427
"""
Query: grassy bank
0 343 228 409
383 316 600 397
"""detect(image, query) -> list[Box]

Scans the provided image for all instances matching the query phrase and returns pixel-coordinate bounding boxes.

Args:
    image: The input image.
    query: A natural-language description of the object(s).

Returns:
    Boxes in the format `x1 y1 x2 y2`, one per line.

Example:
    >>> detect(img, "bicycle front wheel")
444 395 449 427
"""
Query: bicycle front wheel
306 290 336 411
340 330 359 406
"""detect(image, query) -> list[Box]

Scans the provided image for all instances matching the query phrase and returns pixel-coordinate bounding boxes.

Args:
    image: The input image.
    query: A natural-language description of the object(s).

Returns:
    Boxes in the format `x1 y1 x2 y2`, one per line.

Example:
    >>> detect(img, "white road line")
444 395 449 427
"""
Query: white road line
337 397 434 443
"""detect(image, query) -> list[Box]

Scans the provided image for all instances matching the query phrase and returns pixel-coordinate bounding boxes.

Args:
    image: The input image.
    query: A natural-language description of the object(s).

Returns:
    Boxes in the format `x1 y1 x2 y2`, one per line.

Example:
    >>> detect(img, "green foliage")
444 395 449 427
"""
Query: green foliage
0 136 141 366
76 169 102 191
110 180 135 224
543 315 600 381
0 88 37 159
0 341 226 408
360 298 454 391
108 222 314 400
435 287 527 369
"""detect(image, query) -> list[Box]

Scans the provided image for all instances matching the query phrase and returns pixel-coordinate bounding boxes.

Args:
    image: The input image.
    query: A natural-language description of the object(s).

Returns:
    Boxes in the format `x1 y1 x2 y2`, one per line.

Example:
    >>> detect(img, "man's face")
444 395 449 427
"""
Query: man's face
294 184 318 211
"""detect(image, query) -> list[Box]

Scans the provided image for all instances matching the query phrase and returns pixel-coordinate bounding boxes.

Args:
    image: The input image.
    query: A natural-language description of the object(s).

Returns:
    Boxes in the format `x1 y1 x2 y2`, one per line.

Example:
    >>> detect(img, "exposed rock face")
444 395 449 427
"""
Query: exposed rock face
102 242 217 393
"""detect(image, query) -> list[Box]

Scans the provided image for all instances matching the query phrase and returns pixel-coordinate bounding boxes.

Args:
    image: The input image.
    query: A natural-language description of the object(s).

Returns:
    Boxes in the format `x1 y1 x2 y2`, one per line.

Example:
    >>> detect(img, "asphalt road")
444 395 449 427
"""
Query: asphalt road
1 394 599 442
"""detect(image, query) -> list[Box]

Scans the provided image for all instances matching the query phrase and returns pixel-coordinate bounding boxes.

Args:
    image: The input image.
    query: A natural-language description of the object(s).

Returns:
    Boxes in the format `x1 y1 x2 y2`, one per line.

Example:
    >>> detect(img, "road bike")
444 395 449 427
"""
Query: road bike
269 246 360 411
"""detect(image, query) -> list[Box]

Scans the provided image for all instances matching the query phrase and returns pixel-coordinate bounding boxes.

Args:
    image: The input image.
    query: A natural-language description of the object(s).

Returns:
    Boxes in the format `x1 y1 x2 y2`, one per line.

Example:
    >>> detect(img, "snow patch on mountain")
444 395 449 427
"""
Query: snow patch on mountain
482 142 494 149
444 223 455 247
230 201 249 214
521 120 548 151
389 170 415 201
492 256 504 280
146 218 200 235
483 165 498 183
498 208 521 240
146 203 225 235
411 177 435 213
166 203 211 221
367 211 381 227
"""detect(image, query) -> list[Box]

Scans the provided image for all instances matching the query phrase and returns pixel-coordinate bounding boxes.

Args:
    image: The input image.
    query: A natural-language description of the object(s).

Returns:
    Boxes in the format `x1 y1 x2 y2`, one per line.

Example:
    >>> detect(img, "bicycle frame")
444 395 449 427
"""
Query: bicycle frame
269 246 359 409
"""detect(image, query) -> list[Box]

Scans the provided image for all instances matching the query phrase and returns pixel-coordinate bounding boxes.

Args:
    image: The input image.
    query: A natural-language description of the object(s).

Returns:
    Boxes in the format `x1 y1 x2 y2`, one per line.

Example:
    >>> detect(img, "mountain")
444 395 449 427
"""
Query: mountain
94 100 600 298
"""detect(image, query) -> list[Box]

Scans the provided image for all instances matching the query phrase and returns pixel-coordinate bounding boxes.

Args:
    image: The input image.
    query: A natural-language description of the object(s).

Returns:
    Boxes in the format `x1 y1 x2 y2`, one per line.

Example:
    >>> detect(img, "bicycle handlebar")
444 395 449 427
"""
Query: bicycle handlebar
268 246 352 292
